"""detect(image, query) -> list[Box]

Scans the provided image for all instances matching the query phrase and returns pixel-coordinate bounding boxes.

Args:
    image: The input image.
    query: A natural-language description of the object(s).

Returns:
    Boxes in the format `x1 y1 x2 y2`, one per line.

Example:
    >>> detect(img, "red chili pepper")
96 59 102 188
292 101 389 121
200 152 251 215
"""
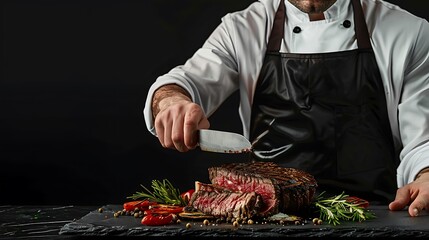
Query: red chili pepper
123 200 157 212
144 210 172 215
180 189 195 204
147 204 184 214
346 196 370 208
141 213 174 226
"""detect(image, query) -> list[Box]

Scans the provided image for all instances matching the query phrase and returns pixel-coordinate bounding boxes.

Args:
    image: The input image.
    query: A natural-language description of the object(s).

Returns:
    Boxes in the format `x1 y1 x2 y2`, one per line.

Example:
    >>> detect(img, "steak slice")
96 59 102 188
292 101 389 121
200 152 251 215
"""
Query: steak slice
188 181 262 219
208 161 318 216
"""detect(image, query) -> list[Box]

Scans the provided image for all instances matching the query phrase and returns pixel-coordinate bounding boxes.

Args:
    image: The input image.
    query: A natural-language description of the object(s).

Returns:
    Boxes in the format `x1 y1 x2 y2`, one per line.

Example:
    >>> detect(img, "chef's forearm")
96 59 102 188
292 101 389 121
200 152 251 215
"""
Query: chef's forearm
151 84 192 119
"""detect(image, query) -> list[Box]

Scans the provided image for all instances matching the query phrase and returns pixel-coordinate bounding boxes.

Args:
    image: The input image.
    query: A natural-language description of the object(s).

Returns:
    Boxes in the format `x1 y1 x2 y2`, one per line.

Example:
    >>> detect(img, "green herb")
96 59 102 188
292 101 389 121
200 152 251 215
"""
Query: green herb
127 179 186 206
314 191 376 226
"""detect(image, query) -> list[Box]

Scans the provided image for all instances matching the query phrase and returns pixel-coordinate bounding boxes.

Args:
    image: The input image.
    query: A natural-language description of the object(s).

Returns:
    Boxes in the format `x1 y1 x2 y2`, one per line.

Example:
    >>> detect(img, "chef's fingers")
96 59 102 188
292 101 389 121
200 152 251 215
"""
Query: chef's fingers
183 103 208 149
406 170 429 216
154 102 186 151
170 107 188 152
157 116 175 150
154 113 167 148
389 186 412 211
194 116 210 147
408 193 429 217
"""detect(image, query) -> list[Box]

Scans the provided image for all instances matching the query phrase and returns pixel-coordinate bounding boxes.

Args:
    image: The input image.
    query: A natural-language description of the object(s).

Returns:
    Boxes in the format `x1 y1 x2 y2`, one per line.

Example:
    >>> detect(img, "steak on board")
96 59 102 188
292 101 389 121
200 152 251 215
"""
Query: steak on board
208 161 318 217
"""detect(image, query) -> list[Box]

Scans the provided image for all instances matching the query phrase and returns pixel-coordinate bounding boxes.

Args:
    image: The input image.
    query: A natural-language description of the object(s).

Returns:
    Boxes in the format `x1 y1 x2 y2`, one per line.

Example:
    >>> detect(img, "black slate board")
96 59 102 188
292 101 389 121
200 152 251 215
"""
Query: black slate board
59 205 429 238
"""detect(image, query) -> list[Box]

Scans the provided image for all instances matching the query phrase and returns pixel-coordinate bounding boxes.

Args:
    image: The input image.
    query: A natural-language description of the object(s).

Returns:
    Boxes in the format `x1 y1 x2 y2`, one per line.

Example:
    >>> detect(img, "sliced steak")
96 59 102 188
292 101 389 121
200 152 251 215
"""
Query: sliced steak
208 161 318 216
189 181 262 219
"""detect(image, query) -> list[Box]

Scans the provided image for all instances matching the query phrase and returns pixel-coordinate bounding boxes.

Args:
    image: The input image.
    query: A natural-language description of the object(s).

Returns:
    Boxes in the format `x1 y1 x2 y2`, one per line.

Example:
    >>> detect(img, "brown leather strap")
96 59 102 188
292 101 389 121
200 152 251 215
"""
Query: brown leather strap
267 0 285 52
352 0 372 49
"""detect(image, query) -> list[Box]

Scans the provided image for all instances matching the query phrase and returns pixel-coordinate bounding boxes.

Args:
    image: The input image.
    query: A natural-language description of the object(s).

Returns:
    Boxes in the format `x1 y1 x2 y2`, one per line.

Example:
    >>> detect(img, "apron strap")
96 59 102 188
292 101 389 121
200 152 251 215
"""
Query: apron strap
267 0 372 52
267 0 285 52
352 0 372 49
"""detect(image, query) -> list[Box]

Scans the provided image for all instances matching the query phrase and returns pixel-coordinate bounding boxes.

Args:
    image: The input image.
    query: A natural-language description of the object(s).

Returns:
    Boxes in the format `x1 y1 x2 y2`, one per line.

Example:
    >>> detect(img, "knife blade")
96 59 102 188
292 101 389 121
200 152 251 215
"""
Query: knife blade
198 129 252 153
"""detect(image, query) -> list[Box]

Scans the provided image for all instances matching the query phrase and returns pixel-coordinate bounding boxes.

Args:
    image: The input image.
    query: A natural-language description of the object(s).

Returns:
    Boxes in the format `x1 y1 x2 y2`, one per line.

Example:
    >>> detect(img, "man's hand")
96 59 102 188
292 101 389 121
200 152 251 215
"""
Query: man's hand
389 170 429 217
152 84 210 152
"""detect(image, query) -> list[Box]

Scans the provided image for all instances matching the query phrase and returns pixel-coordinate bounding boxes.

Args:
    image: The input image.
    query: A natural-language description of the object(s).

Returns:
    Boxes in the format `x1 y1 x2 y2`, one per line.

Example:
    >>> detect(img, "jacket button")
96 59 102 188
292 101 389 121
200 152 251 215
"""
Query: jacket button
343 20 351 28
293 26 302 33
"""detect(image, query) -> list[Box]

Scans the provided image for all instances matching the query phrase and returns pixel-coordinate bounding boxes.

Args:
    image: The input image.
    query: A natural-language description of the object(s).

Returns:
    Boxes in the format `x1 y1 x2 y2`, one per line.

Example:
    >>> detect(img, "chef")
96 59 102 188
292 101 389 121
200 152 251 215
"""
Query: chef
143 0 429 217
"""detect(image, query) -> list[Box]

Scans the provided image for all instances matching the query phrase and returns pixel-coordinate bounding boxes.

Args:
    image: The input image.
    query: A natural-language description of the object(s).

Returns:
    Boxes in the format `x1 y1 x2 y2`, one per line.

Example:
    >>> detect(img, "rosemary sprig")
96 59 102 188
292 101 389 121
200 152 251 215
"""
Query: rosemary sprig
314 191 376 226
127 179 186 206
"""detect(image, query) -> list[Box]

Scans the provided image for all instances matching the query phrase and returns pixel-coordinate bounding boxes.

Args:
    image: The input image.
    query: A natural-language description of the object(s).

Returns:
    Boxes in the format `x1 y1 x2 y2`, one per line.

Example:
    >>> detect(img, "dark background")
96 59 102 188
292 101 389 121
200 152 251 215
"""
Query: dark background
2 0 427 205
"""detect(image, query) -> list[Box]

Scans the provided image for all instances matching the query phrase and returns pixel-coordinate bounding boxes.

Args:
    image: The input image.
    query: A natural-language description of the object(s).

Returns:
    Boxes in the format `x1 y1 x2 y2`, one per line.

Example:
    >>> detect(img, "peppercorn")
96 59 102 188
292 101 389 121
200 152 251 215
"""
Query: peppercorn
312 218 319 224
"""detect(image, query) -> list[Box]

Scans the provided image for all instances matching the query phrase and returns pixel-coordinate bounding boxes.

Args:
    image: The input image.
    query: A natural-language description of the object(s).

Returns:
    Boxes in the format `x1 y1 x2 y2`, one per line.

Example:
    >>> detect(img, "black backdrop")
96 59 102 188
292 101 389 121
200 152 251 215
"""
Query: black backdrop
2 0 427 205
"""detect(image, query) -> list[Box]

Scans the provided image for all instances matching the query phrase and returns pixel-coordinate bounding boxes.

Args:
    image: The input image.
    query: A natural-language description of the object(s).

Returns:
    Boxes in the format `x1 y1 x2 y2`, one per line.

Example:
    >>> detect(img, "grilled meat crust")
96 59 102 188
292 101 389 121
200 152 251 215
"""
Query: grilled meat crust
208 161 318 216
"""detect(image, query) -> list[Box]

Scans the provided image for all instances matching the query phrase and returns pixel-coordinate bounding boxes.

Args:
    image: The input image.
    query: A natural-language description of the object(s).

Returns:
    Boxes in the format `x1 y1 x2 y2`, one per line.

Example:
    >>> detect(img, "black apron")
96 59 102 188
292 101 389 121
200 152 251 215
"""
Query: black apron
249 0 398 203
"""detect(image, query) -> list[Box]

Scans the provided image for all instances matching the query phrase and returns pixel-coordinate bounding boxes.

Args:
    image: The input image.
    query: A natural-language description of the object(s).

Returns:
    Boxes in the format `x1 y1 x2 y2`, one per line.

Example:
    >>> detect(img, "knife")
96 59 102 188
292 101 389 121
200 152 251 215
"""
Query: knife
198 129 252 153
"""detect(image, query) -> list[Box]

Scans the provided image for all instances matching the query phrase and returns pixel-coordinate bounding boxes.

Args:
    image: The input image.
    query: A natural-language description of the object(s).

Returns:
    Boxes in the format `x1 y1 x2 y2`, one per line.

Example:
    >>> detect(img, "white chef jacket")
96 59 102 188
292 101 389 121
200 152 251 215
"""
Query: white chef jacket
144 0 429 188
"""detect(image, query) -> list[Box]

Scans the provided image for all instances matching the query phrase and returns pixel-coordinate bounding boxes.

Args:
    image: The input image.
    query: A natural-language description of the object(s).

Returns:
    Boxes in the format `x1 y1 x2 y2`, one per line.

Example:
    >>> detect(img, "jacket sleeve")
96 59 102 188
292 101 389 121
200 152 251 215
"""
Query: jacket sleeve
396 18 429 186
143 14 240 136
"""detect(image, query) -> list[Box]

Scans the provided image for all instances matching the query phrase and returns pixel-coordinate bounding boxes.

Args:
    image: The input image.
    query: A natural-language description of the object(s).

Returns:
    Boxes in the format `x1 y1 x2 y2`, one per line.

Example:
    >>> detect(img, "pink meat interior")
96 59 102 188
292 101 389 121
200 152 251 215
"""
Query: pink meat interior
211 174 277 215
